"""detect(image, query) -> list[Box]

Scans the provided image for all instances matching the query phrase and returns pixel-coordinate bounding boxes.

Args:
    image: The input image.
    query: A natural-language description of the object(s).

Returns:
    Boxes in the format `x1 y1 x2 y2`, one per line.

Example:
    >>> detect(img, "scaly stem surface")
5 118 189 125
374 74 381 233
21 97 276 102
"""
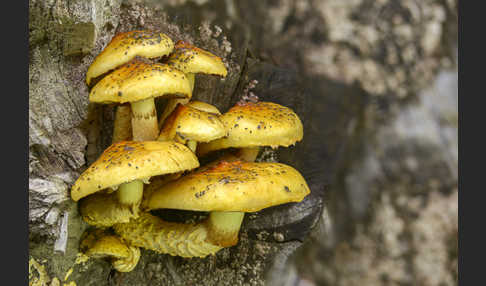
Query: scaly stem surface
117 180 144 215
112 104 132 143
113 212 223 258
158 73 194 129
113 210 245 258
237 147 261 162
131 98 159 141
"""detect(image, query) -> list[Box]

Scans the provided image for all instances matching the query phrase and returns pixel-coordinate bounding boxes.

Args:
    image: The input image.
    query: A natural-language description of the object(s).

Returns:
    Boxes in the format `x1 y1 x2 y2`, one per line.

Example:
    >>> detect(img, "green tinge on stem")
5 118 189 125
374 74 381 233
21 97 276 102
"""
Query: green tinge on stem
187 73 195 91
206 211 245 247
187 140 197 153
117 180 144 215
131 97 159 141
237 147 261 162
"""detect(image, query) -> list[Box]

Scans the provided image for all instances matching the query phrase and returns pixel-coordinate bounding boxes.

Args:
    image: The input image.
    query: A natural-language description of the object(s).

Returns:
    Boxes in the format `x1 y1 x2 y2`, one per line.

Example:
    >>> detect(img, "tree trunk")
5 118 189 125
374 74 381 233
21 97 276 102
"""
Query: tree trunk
29 0 457 285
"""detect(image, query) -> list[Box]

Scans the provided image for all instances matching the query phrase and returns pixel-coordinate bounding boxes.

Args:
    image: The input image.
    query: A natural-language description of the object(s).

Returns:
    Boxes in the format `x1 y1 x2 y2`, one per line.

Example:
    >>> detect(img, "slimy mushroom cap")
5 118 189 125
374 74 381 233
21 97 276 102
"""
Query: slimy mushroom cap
147 161 310 212
158 104 226 143
197 101 303 156
71 141 199 201
89 60 192 104
86 30 174 85
167 41 227 77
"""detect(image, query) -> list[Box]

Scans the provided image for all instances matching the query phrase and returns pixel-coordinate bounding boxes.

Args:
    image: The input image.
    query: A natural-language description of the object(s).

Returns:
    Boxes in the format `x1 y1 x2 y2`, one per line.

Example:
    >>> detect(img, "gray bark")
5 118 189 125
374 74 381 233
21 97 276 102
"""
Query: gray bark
29 0 457 285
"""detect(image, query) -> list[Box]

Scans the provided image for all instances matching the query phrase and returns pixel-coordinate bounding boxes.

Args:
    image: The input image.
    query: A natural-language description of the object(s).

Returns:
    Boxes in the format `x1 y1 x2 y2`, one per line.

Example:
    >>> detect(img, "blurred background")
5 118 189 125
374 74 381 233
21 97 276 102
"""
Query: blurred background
29 0 458 285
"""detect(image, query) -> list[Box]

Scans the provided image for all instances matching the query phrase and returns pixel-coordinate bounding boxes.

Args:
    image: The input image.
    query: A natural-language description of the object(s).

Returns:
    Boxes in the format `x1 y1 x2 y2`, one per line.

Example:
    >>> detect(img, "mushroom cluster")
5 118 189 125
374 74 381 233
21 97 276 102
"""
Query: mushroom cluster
72 30 310 272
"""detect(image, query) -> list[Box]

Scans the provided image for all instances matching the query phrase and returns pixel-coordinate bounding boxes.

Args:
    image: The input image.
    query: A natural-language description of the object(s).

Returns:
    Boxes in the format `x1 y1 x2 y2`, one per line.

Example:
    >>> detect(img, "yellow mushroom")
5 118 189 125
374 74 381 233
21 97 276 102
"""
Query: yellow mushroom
86 30 174 86
114 161 310 257
89 60 192 141
157 102 226 152
159 41 227 128
72 141 199 226
197 101 304 161
80 228 141 272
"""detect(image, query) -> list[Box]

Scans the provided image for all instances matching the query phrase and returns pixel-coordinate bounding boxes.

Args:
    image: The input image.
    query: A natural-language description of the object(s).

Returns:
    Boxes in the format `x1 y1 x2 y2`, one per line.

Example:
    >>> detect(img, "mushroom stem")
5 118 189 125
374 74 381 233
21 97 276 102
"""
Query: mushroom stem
206 211 245 247
112 104 132 143
113 212 223 258
117 180 144 214
237 147 261 162
187 140 197 153
131 98 159 141
158 73 194 129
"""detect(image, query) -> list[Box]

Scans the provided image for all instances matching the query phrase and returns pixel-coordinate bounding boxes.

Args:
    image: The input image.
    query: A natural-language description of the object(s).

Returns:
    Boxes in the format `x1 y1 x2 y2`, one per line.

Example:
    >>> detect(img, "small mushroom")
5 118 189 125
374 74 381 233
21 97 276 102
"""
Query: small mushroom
89 60 192 141
113 161 310 258
197 101 304 161
158 41 227 128
80 228 141 272
157 102 226 152
86 30 174 86
72 141 199 226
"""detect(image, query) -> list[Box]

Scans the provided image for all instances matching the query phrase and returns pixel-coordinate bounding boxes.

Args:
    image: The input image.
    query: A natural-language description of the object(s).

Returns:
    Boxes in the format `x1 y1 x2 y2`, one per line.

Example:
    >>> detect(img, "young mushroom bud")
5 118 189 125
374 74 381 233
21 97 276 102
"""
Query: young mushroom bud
89 60 192 141
71 141 199 226
113 161 310 257
197 101 304 162
157 102 226 152
159 41 227 128
80 228 141 272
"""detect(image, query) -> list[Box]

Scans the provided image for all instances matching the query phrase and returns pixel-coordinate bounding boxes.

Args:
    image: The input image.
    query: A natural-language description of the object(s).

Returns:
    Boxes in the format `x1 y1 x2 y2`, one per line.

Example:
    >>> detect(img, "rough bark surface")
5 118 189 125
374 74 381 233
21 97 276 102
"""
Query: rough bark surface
29 0 457 285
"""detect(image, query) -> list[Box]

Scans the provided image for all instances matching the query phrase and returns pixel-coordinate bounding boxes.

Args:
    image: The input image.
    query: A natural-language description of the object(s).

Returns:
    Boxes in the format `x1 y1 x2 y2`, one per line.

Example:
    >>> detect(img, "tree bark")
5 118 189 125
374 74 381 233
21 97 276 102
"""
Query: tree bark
29 0 457 285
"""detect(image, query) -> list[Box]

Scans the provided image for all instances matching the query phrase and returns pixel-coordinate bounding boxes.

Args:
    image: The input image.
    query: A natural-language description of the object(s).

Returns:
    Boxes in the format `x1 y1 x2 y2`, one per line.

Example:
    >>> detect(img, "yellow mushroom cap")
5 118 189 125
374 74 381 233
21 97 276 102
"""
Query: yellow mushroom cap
82 233 131 259
158 104 227 143
167 41 227 77
197 101 303 156
80 229 141 272
71 141 199 201
86 30 174 85
147 161 310 212
89 60 192 104
185 100 222 115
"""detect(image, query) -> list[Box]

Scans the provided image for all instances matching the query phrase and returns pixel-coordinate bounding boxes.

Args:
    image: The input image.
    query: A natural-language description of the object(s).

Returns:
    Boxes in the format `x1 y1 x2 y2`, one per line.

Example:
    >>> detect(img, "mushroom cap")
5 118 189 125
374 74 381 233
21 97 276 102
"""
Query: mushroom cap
147 161 310 212
197 101 303 156
158 104 227 143
185 100 222 115
83 234 132 259
71 141 199 201
89 60 192 104
167 41 227 77
79 192 136 227
86 30 174 85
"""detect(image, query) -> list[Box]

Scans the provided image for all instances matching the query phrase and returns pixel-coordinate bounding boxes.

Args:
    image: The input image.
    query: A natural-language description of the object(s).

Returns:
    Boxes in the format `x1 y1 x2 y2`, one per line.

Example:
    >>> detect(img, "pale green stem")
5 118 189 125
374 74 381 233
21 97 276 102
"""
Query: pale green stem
206 211 245 247
187 140 197 153
237 147 261 162
131 98 159 141
117 180 144 215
